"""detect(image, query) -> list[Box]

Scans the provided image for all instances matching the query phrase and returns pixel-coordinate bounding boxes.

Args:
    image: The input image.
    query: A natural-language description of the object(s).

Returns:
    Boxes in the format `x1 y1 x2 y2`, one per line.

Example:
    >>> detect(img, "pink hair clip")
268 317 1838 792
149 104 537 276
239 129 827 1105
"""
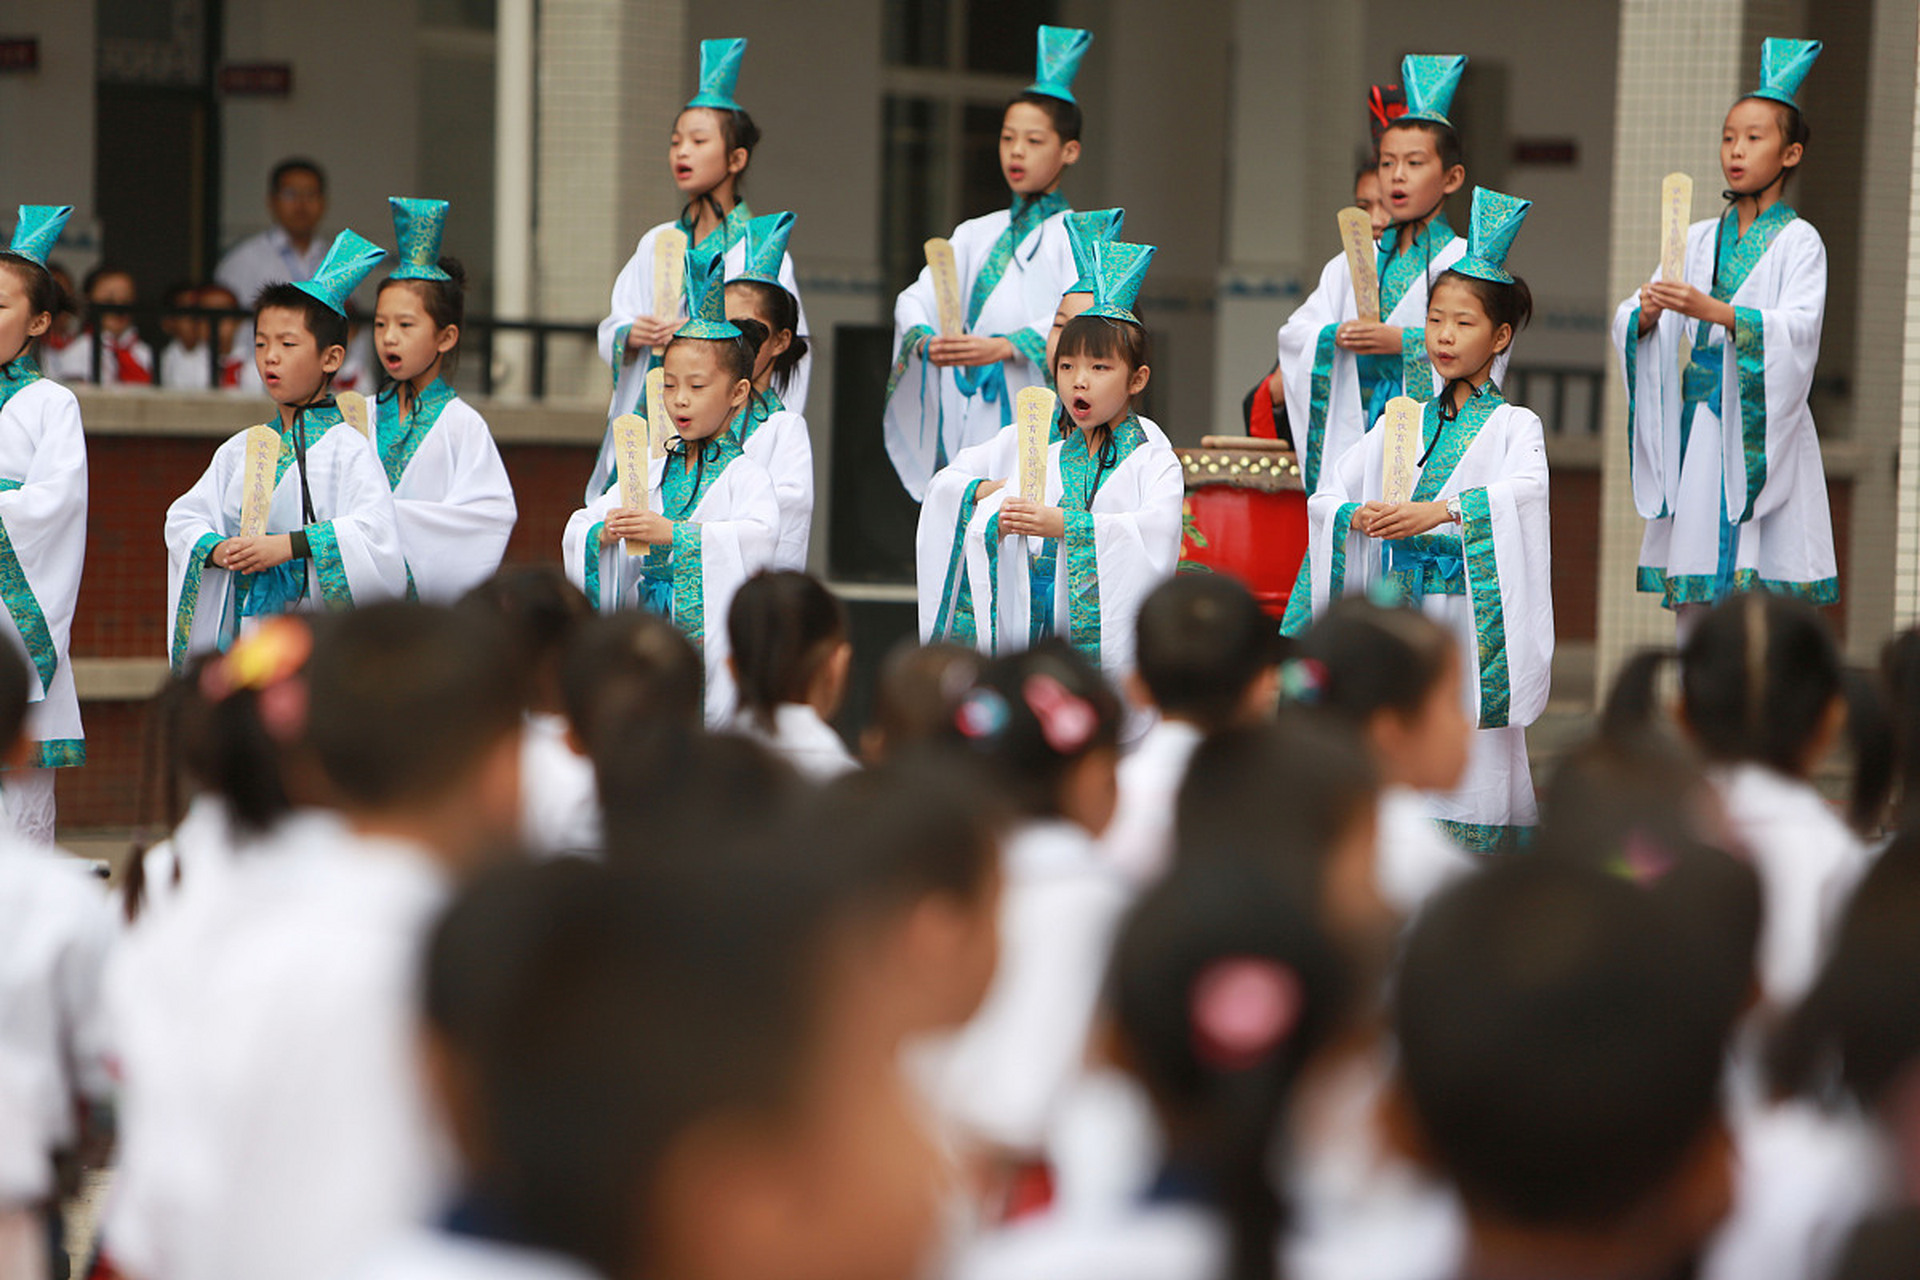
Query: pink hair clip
1190 956 1302 1073
1023 673 1097 754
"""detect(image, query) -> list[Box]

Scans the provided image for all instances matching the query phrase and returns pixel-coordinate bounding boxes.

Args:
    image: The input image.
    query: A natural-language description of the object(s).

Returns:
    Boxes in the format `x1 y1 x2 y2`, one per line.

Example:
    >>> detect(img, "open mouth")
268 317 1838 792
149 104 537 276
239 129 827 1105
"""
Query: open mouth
1070 395 1093 416
1008 166 1027 182
382 352 404 370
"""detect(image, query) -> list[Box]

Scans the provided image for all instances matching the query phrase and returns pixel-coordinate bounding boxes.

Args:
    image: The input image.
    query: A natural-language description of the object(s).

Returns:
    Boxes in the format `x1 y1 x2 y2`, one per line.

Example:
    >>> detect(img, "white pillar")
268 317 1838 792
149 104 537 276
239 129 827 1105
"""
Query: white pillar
491 0 535 398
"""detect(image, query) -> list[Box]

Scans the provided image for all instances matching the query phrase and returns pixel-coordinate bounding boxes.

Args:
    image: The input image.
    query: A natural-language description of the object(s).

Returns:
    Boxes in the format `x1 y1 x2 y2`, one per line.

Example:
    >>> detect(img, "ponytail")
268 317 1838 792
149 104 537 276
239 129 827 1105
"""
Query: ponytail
1599 650 1675 742
725 571 848 733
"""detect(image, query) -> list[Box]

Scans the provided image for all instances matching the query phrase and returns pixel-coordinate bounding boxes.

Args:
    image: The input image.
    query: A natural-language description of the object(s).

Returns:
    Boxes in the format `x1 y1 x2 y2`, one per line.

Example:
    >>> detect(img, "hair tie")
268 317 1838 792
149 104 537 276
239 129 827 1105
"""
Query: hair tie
1606 829 1677 889
1191 957 1302 1073
955 686 1010 741
1278 657 1326 706
198 617 314 745
1023 673 1097 754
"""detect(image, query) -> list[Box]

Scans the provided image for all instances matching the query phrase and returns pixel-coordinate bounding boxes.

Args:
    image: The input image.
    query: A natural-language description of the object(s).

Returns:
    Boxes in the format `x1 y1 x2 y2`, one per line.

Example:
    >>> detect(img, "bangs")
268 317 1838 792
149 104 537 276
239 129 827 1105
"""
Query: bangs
1055 313 1148 367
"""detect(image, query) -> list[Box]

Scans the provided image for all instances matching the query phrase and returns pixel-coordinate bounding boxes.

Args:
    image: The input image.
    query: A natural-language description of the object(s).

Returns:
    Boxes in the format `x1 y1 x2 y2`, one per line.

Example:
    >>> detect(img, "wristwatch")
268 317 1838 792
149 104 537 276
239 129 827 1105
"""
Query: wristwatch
1445 496 1462 525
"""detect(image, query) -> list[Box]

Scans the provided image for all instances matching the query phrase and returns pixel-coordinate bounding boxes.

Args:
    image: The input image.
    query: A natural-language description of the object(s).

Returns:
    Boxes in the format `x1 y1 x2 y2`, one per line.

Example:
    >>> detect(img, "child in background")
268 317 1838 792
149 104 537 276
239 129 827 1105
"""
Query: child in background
1102 575 1282 888
564 245 778 726
884 26 1090 500
953 860 1349 1280
1614 39 1835 632
165 229 407 665
861 640 981 765
1295 600 1476 915
724 211 814 570
0 206 90 842
1392 858 1739 1280
727 570 857 780
591 37 810 498
157 281 204 389
51 262 153 386
373 197 517 602
458 567 597 859
1607 592 1885 1007
914 642 1127 1214
1305 188 1553 851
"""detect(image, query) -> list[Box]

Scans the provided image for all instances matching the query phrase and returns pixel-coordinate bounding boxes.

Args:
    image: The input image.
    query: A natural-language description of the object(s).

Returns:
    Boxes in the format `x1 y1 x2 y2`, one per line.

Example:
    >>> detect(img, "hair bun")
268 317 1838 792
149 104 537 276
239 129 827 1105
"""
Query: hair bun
1190 956 1302 1072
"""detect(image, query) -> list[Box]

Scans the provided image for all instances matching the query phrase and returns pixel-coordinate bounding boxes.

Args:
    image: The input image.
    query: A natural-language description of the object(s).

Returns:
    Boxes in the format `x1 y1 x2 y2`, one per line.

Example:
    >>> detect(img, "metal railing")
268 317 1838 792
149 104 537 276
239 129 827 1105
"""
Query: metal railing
1504 364 1605 436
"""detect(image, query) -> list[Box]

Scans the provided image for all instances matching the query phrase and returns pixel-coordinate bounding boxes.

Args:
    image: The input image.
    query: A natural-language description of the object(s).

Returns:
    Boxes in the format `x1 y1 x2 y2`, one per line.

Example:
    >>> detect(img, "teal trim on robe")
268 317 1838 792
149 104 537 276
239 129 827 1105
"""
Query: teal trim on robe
932 478 986 644
584 520 607 609
1459 486 1511 729
172 533 224 671
1437 819 1529 855
967 192 1071 328
26 739 84 769
374 377 458 488
305 521 354 609
0 477 57 697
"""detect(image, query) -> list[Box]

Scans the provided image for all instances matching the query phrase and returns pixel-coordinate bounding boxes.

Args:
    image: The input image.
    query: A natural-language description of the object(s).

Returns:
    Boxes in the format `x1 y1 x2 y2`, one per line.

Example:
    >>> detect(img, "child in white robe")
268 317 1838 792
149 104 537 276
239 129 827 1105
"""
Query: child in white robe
917 239 1183 688
1294 601 1477 913
723 212 814 570
883 26 1090 500
1306 188 1553 850
727 570 857 780
372 197 517 602
563 245 778 727
0 206 90 840
589 38 809 499
1281 59 1475 635
1612 39 1835 632
165 229 408 667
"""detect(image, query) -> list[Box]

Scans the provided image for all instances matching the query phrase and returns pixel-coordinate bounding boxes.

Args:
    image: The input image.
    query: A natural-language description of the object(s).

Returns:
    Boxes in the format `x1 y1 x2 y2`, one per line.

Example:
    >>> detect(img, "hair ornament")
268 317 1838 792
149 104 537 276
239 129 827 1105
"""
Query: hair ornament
955 686 1011 741
1023 672 1096 753
1190 956 1302 1072
199 617 314 744
1278 657 1326 706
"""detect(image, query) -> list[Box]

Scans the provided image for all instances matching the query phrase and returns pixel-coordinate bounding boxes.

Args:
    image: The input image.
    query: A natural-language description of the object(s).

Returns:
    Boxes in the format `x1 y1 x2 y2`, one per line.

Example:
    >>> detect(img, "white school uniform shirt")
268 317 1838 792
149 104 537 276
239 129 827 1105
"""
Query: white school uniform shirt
1612 210 1835 605
128 792 237 924
911 818 1128 1156
0 823 113 1158
562 444 779 728
951 1201 1226 1280
164 407 408 667
373 382 517 602
345 1229 605 1280
735 393 814 570
0 1046 47 1206
1715 762 1872 1008
733 703 857 781
589 210 811 498
519 712 601 858
1099 718 1204 888
884 200 1076 501
48 328 154 386
159 342 260 393
1374 786 1476 917
216 226 331 309
0 373 88 765
918 415 1184 683
102 815 455 1280
1308 393 1553 848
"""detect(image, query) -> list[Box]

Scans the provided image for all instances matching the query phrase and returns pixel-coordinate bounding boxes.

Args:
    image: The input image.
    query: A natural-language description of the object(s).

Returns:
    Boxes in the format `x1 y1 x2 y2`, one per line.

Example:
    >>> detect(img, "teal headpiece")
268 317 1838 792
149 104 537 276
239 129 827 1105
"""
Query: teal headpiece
1400 54 1468 128
293 229 388 317
675 243 743 341
1065 208 1125 296
8 205 72 268
1080 240 1156 325
1026 25 1093 104
1750 37 1822 111
687 38 748 112
731 211 794 288
1450 187 1531 286
387 197 450 282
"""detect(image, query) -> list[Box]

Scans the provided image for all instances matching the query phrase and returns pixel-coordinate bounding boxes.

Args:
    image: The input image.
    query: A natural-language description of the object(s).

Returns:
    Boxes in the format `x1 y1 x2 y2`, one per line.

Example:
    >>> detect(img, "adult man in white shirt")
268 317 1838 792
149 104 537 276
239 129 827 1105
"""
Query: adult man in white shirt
215 158 330 307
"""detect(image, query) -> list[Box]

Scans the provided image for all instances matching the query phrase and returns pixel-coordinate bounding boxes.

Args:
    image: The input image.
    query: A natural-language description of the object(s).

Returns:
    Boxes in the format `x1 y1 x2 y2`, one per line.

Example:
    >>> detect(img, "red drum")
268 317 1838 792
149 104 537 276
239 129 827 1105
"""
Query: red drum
1176 437 1308 620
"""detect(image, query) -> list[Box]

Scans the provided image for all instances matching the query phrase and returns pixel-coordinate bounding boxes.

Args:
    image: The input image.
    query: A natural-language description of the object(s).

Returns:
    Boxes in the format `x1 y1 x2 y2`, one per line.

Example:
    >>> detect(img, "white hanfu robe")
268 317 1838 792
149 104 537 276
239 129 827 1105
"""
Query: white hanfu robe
373 379 517 602
0 368 88 769
952 1201 1226 1280
1612 207 1834 608
884 195 1076 501
734 390 813 570
101 815 454 1280
164 404 408 669
561 440 778 727
343 1229 604 1280
1277 217 1477 634
590 206 809 498
918 413 1183 683
1308 391 1553 850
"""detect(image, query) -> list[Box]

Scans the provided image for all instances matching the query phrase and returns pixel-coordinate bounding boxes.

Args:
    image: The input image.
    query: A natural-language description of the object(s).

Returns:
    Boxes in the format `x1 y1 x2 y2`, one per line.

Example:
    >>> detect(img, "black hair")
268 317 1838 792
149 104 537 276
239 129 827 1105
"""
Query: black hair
1174 714 1380 912
1833 1209 1920 1280
162 280 197 310
866 640 981 764
726 571 848 734
805 751 1006 913
1769 829 1920 1108
378 256 467 333
1134 575 1283 731
557 612 705 765
458 566 594 717
1431 269 1534 337
304 602 525 811
423 840 845 1276
1535 729 1763 1030
663 324 761 387
269 157 326 195
81 262 136 298
252 281 349 354
1055 312 1149 372
1296 599 1456 727
0 253 67 354
1380 117 1463 170
596 728 805 882
0 626 28 754
1735 95 1811 151
1353 158 1380 187
1109 860 1349 1280
673 105 762 214
724 278 808 395
941 640 1121 821
1004 89 1083 144
1395 857 1732 1228
1605 593 1891 832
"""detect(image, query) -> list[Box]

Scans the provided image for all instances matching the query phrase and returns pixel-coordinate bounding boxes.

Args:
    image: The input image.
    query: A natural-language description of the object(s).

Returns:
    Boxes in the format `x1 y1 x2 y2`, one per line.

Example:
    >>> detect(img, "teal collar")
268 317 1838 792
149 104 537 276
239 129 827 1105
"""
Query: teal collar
0 354 42 416
662 430 745 521
1412 381 1505 501
1380 213 1457 317
731 387 785 446
1711 201 1797 303
680 200 755 254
